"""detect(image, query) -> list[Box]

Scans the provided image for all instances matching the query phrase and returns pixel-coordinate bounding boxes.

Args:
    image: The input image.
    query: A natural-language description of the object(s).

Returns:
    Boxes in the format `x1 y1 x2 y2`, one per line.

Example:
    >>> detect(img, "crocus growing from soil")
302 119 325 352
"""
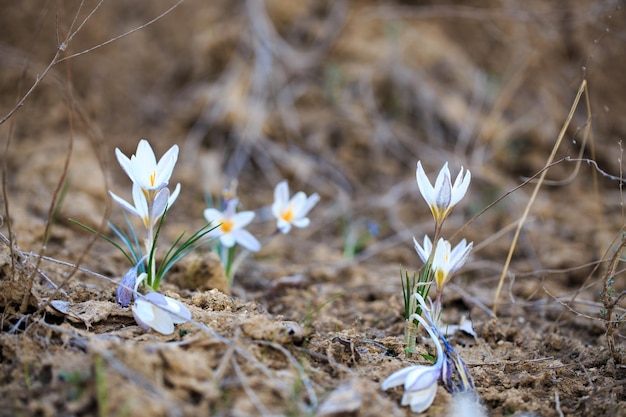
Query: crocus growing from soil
384 294 475 413
383 298 445 413
416 161 470 229
272 180 320 234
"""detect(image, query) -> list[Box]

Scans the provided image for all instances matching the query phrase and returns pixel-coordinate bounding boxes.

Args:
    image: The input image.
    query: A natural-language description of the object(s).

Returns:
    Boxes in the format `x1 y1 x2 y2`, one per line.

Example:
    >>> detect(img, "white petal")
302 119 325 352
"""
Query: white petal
232 210 255 228
152 187 170 221
162 296 191 324
131 299 155 331
132 140 158 189
450 240 472 274
203 208 224 223
132 296 176 334
291 217 310 229
233 229 261 252
109 190 140 218
220 233 236 248
404 366 440 392
168 183 181 208
115 148 135 183
450 167 471 206
381 365 422 390
301 193 320 216
136 139 157 169
413 236 431 264
416 161 435 205
433 164 452 211
131 183 150 227
403 383 438 413
289 192 308 217
155 144 179 186
276 218 292 234
274 180 289 208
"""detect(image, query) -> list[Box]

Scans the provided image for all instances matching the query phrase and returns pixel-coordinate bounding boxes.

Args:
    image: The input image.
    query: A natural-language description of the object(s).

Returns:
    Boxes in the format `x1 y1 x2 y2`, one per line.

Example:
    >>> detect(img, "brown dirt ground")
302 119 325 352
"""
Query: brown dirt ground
1 1 625 416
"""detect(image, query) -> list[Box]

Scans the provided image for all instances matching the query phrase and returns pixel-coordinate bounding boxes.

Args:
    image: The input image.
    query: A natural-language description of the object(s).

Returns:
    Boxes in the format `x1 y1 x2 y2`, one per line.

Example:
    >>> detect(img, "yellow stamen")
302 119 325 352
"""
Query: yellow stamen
435 269 446 290
281 205 294 223
221 219 235 233
149 171 157 187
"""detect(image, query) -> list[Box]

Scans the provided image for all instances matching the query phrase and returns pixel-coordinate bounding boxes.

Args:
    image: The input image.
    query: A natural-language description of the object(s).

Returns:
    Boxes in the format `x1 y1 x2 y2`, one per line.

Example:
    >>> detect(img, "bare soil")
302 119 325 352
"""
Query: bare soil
1 1 625 416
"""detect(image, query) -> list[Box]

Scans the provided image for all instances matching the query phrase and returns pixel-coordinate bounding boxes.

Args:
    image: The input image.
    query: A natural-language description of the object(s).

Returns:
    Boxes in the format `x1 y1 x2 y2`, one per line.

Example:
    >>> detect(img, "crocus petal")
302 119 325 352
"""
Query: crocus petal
131 183 151 228
109 190 141 218
403 382 438 413
413 235 432 264
224 198 239 217
203 208 223 224
132 299 175 334
291 217 310 229
233 229 261 252
168 183 181 208
152 187 170 220
277 218 292 234
289 192 308 215
416 161 435 204
155 144 179 187
116 264 139 307
450 167 471 206
382 365 423 390
274 180 289 207
433 164 452 214
115 148 135 183
130 141 158 190
302 193 320 215
232 210 255 228
160 296 191 324
136 139 158 170
220 233 236 248
404 366 441 392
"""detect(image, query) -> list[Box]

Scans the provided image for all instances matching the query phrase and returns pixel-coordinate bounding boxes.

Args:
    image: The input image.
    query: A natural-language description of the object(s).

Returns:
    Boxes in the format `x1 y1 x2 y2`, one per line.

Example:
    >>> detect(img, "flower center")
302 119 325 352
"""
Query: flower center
220 218 235 233
435 269 446 288
281 204 294 223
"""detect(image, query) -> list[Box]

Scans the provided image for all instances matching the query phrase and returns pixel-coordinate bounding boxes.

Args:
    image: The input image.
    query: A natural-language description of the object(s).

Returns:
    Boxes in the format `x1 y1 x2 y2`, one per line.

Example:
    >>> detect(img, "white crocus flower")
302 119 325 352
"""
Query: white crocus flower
432 238 472 290
116 139 180 192
416 161 470 227
414 236 472 290
203 198 261 252
132 291 191 335
382 298 445 413
110 183 175 230
272 180 320 234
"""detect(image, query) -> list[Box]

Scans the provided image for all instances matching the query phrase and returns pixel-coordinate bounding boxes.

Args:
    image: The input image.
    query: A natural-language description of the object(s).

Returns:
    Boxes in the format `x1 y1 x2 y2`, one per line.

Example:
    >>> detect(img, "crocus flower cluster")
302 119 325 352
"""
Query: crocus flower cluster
109 140 183 288
411 161 473 321
203 179 320 283
105 139 320 333
383 294 474 413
